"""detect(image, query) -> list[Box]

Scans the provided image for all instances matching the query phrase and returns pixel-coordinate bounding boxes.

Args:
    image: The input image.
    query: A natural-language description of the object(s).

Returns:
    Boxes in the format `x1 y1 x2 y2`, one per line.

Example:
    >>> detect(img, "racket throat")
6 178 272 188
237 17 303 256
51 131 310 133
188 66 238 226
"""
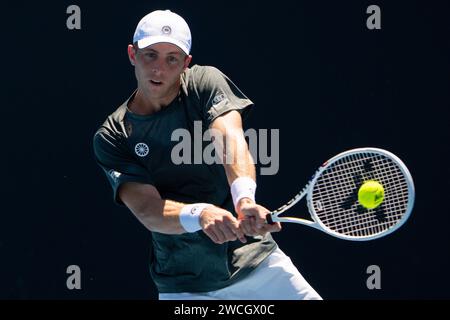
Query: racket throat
266 213 274 225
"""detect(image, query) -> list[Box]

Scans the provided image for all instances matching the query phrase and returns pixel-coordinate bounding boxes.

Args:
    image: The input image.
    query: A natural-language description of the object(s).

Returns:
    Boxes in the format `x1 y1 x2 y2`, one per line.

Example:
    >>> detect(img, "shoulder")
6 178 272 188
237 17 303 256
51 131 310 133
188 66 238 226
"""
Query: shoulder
93 103 128 155
188 64 224 77
183 65 229 89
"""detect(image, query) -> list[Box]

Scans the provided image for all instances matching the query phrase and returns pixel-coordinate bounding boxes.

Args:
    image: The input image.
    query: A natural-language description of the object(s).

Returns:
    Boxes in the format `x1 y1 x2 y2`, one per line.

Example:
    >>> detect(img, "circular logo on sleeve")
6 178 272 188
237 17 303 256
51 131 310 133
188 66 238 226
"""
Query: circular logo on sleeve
135 143 149 157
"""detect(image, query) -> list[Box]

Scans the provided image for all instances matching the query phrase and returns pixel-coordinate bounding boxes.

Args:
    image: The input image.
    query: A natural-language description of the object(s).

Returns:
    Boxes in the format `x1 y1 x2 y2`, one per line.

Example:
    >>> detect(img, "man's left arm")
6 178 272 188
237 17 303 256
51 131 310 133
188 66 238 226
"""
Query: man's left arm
210 110 281 236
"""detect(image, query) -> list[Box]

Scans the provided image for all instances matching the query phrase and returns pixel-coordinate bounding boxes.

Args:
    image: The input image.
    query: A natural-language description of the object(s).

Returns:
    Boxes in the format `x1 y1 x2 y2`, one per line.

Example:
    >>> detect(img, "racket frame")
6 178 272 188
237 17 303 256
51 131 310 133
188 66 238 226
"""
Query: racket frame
267 147 415 241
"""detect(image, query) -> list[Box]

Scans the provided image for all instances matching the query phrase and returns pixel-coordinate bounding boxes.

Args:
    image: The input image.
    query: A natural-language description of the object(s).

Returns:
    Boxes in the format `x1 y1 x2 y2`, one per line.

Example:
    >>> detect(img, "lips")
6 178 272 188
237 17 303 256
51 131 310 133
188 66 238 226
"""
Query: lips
150 79 163 86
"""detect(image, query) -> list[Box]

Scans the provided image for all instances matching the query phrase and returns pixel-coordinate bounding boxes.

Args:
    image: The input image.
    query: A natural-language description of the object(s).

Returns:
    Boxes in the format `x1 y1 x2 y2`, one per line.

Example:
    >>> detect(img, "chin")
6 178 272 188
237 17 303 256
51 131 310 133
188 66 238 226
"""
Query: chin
147 83 164 92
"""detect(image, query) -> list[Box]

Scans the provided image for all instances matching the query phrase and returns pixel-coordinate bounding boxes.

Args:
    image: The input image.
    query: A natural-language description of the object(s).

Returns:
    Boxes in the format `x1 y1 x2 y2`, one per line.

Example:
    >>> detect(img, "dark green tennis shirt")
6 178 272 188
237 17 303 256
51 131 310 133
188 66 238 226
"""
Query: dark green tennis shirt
93 65 277 293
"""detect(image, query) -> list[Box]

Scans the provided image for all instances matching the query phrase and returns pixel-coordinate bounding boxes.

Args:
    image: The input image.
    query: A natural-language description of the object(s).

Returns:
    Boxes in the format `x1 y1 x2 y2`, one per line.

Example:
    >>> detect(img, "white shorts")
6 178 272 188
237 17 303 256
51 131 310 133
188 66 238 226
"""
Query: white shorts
159 247 322 300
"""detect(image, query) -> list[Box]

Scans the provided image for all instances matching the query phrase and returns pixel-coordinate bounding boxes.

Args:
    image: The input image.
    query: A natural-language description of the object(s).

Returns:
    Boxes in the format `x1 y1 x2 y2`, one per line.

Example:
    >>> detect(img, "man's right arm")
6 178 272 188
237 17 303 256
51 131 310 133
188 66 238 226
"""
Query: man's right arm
118 182 246 244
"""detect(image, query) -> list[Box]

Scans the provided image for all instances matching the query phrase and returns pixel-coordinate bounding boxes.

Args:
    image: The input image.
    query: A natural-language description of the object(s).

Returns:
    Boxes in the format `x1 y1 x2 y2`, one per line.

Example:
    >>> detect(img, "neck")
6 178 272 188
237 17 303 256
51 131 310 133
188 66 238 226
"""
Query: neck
129 79 181 115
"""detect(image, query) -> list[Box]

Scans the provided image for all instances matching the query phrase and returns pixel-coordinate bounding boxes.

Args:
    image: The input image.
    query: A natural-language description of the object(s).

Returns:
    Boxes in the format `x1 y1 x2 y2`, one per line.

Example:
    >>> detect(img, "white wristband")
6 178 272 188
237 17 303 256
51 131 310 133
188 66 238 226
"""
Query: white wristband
179 203 212 233
231 177 257 208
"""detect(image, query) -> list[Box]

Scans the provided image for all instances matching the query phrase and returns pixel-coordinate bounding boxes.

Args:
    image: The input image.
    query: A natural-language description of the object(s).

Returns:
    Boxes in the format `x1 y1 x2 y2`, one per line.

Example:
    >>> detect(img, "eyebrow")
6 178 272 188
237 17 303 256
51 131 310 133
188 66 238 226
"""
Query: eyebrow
145 48 183 55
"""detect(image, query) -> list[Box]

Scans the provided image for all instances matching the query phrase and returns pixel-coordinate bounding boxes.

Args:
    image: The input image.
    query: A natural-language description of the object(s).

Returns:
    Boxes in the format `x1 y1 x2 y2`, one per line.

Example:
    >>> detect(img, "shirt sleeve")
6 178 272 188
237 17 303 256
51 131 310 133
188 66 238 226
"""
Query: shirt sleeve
196 66 254 127
93 128 154 206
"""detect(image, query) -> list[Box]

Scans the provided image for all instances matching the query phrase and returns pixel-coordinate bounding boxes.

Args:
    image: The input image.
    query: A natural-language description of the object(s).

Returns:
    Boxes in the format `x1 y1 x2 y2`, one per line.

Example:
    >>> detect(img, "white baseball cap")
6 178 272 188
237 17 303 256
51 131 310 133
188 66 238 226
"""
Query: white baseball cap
133 10 192 55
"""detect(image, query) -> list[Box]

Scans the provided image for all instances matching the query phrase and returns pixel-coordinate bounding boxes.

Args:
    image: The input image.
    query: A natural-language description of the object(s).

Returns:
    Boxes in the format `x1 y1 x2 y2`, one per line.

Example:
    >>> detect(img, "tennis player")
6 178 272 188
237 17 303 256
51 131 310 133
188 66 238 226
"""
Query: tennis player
93 9 321 300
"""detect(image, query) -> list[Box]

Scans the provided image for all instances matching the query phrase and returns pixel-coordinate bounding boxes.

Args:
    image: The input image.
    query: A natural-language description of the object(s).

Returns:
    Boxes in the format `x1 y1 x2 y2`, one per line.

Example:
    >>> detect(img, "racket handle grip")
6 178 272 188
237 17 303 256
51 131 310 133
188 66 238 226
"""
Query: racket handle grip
266 213 274 225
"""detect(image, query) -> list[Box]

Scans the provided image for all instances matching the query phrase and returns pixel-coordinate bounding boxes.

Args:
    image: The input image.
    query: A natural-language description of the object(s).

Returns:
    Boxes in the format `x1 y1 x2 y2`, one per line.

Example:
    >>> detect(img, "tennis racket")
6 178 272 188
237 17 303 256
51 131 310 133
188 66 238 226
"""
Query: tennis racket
266 147 415 241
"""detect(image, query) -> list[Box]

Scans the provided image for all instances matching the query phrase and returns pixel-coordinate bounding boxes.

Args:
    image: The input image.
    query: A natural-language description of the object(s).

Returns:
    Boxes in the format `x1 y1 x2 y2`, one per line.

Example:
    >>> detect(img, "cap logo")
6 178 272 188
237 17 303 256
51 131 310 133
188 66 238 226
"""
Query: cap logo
161 26 172 34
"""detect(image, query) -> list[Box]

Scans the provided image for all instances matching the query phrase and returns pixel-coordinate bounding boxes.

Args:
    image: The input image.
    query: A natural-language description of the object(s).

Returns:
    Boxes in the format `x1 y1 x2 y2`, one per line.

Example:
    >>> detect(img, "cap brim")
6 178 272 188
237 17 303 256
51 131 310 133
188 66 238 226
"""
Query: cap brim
136 36 190 55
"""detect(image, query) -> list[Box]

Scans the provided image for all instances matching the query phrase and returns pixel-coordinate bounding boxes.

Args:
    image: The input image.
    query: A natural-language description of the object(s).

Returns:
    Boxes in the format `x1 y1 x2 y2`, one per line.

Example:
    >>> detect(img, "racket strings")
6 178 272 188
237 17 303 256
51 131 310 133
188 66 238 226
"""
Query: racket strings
319 158 408 236
318 162 407 236
319 191 408 228
316 163 408 207
311 153 410 237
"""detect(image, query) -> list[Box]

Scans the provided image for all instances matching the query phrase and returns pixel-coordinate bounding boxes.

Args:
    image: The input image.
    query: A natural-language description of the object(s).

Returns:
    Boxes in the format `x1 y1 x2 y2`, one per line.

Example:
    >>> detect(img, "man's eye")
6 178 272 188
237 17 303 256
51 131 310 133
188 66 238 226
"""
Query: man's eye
167 56 178 64
145 53 157 59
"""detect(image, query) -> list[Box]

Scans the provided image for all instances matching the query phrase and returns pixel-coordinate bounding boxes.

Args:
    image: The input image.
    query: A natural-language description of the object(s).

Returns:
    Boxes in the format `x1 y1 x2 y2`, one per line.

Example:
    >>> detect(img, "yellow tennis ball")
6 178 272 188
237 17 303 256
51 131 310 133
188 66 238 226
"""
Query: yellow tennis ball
358 180 385 209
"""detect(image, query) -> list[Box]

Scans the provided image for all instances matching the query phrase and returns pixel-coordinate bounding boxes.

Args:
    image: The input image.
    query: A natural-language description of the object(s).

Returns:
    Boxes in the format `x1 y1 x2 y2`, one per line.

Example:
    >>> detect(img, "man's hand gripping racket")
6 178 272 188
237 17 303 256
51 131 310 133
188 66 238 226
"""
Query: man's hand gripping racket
266 148 415 241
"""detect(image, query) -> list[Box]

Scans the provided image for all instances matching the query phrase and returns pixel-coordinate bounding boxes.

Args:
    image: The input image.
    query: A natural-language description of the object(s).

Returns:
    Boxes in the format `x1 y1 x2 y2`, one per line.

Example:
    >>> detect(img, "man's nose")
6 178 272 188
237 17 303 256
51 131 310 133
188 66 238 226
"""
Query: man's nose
152 59 165 75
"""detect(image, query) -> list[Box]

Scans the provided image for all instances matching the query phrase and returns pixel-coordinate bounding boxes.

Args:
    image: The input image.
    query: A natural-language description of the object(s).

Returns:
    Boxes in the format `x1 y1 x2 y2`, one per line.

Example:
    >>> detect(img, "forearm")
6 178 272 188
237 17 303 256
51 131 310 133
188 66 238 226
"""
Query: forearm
222 148 256 185
118 182 244 243
125 193 246 244
118 183 187 234
130 197 187 234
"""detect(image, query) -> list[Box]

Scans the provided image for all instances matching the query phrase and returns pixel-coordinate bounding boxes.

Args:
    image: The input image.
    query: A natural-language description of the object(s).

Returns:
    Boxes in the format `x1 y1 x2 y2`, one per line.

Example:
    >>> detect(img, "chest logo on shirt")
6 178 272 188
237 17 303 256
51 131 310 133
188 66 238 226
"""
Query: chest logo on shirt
135 143 149 157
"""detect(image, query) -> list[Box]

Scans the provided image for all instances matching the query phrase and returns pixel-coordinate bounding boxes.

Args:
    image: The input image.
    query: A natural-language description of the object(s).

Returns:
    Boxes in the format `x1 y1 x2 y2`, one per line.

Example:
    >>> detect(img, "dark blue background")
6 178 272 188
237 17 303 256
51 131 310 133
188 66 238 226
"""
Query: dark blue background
1 0 449 299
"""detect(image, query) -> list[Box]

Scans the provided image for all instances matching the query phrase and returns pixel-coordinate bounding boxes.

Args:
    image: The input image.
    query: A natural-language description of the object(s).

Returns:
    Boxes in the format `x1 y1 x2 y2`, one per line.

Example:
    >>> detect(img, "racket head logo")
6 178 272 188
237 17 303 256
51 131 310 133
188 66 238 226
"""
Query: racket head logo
314 200 323 212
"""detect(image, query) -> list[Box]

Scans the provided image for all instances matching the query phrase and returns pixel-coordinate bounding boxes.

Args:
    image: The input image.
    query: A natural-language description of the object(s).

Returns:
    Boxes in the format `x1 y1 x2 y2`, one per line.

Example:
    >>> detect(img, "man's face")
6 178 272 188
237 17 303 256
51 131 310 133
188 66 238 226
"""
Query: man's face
129 42 192 99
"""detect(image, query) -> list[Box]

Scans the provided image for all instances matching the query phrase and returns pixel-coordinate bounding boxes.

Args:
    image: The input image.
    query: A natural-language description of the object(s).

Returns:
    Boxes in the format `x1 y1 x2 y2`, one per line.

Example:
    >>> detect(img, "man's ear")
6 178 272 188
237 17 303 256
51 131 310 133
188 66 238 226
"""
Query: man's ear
128 44 137 66
184 55 193 69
